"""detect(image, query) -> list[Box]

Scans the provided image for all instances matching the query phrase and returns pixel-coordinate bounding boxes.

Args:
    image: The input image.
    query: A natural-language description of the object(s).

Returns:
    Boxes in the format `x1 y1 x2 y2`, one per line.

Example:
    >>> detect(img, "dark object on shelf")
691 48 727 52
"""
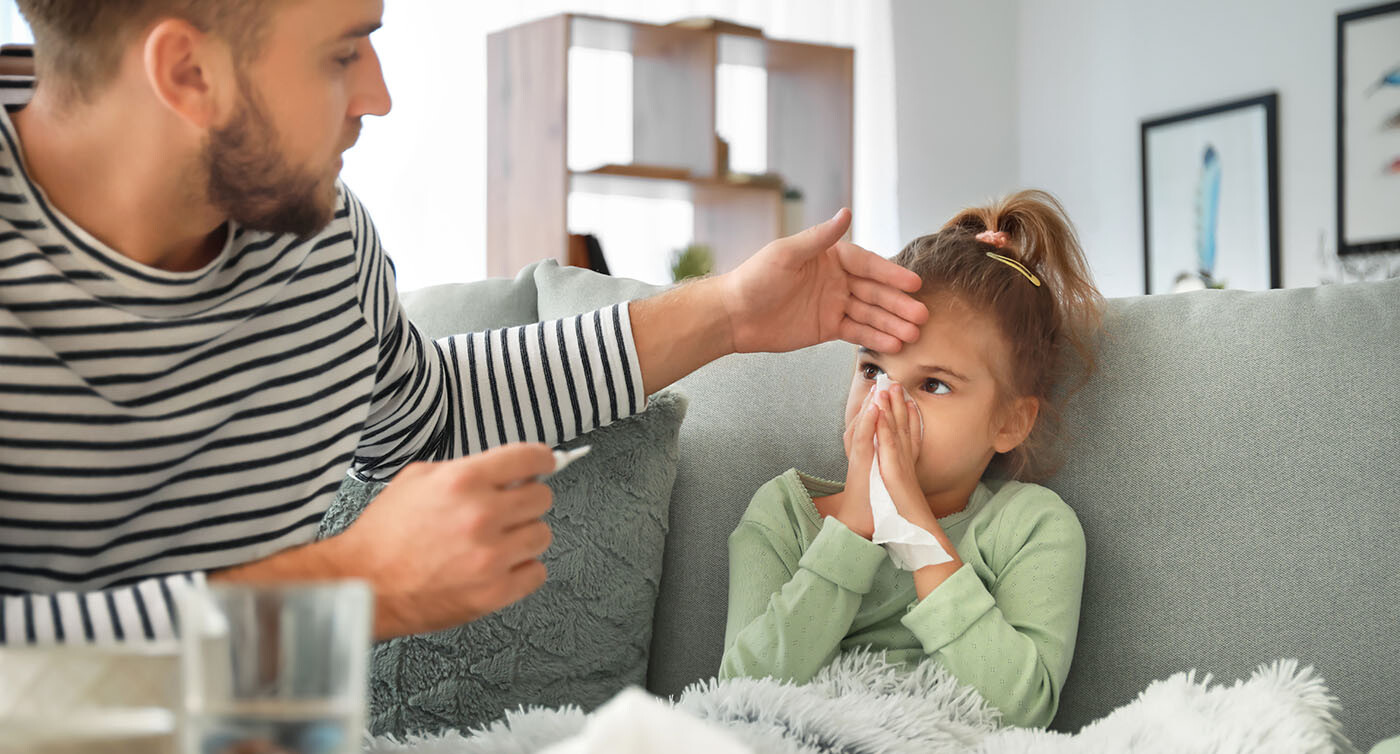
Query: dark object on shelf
567 233 611 275
584 234 610 275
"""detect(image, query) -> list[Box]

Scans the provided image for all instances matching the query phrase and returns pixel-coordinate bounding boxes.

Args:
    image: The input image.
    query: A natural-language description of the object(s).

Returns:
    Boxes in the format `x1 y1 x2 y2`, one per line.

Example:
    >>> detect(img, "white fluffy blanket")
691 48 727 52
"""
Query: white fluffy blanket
364 651 1358 754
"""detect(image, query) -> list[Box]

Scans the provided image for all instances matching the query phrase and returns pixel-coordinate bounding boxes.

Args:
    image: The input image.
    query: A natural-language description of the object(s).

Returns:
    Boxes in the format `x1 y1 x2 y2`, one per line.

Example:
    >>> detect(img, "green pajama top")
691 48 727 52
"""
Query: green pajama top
720 468 1086 729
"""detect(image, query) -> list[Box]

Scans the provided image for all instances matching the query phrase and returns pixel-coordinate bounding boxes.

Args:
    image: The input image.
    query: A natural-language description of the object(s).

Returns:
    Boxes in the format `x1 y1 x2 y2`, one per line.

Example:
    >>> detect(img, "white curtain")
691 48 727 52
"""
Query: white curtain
341 0 900 290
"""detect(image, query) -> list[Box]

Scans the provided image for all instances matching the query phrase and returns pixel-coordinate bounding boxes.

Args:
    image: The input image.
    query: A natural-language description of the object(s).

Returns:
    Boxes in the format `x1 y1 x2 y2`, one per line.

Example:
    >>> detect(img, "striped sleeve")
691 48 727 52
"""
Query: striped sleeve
0 572 205 646
343 191 645 482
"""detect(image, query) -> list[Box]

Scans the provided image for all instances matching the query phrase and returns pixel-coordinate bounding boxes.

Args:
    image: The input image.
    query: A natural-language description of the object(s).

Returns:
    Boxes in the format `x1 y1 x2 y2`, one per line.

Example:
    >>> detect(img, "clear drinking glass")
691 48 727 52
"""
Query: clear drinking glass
178 582 372 754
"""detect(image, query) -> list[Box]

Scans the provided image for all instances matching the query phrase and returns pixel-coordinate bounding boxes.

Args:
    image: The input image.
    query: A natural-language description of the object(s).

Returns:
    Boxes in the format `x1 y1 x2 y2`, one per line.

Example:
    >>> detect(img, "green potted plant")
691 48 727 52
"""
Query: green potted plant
671 243 714 282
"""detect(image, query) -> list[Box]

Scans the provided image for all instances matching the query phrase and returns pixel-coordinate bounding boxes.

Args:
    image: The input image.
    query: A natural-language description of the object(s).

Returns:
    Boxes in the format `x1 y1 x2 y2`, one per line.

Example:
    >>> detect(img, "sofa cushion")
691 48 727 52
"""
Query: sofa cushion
400 261 541 338
1044 279 1400 750
532 261 859 699
319 390 686 737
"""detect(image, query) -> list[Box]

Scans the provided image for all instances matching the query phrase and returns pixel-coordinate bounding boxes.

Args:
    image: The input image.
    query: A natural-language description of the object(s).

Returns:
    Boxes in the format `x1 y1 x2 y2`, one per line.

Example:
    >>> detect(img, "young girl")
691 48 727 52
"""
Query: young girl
720 190 1104 730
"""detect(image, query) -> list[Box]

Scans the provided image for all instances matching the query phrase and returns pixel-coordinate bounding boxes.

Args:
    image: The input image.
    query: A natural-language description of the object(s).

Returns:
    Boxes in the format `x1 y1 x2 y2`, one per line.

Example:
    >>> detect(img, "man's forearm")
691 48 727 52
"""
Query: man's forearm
208 534 407 638
629 276 734 396
208 532 352 585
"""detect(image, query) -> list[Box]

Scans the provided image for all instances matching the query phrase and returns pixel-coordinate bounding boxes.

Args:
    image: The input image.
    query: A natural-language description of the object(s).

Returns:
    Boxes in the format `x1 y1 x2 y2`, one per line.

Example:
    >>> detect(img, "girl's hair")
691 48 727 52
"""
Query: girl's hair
892 189 1104 481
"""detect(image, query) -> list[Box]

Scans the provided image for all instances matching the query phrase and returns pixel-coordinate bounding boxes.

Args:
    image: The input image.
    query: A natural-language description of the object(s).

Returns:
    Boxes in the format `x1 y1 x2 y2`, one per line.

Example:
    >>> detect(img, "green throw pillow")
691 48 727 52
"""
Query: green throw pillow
318 390 687 737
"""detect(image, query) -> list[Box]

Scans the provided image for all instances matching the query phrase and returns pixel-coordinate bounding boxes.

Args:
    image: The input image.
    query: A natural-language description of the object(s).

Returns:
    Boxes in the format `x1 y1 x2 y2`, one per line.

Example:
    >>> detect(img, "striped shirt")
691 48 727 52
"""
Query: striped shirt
0 106 646 644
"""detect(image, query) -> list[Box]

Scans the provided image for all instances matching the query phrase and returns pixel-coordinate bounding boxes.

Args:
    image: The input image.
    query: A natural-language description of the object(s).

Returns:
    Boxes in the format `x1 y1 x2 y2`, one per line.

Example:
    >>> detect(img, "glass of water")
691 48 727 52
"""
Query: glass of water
178 581 372 754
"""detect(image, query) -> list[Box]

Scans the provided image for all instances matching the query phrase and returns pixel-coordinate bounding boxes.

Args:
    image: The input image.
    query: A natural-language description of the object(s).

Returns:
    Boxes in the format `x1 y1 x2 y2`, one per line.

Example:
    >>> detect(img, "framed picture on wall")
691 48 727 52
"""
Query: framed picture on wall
1337 1 1400 256
1140 93 1280 294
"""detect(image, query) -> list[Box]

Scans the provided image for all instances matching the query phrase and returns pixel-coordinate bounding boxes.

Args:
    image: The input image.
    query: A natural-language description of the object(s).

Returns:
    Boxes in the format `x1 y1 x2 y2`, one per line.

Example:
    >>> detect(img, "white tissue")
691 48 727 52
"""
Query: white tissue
869 374 954 570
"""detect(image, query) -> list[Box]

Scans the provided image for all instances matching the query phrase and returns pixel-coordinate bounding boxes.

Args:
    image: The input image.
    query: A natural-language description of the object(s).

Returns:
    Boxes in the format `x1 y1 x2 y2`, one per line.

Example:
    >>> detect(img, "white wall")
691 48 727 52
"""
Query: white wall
891 0 1397 298
891 0 1021 250
1018 0 1394 296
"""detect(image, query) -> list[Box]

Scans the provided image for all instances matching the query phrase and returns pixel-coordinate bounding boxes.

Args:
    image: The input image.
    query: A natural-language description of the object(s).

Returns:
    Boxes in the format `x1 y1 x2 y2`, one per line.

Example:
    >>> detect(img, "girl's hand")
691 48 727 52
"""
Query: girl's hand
874 388 939 531
826 391 879 539
877 391 964 598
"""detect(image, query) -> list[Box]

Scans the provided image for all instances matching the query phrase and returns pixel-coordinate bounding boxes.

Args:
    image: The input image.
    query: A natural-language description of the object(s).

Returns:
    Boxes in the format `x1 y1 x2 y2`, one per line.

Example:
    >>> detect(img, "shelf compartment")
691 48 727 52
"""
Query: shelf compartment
568 15 716 179
569 169 782 279
488 13 852 279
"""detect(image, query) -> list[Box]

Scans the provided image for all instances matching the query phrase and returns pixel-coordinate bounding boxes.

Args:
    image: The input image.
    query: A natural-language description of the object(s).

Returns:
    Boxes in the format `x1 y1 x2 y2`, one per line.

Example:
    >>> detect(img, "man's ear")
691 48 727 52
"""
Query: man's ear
142 18 236 129
992 396 1039 455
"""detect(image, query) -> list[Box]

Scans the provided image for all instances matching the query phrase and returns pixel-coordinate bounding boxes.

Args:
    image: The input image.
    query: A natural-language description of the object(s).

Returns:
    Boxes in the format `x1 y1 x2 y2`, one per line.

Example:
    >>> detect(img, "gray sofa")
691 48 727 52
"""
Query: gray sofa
400 262 1399 751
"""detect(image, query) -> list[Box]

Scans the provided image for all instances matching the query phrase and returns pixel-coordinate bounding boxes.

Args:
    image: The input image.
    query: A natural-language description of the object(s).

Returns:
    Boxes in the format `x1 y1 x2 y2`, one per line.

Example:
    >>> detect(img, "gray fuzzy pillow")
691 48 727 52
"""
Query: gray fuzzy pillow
318 390 687 738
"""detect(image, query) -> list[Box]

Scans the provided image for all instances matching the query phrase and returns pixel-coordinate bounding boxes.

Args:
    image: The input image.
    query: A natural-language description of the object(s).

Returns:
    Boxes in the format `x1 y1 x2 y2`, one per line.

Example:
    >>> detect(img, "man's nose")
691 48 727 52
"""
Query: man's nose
350 41 392 118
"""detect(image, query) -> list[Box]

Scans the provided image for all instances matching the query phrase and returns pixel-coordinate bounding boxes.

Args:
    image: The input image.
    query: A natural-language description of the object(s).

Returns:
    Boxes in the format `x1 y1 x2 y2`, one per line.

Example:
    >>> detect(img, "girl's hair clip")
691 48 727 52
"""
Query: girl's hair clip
986 252 1041 287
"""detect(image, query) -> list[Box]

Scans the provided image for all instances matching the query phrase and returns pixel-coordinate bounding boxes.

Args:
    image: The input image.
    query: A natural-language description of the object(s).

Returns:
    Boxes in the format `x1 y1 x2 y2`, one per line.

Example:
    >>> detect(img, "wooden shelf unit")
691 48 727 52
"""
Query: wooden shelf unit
486 13 853 279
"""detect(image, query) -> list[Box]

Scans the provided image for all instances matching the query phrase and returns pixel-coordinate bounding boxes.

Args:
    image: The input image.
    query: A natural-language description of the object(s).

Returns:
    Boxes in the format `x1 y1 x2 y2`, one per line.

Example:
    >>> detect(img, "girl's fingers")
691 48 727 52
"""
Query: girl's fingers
873 406 903 475
845 399 879 504
905 398 921 459
846 387 875 451
884 387 914 460
868 411 912 486
887 388 908 444
850 397 879 468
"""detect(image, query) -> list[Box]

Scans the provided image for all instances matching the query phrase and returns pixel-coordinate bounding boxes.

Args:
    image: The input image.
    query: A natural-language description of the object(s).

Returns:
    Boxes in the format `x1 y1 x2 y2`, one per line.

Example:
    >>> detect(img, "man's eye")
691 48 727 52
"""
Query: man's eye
859 363 881 380
336 51 361 67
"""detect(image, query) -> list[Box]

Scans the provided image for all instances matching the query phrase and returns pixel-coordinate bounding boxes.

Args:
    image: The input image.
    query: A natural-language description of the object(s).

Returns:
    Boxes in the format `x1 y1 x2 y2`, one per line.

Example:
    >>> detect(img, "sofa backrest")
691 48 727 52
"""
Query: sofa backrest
1043 280 1399 750
411 264 1400 750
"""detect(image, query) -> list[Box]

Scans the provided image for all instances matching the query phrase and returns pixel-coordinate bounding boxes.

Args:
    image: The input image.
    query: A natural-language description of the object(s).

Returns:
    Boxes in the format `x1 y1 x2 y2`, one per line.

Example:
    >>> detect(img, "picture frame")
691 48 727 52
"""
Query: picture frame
1336 1 1400 256
1140 93 1280 294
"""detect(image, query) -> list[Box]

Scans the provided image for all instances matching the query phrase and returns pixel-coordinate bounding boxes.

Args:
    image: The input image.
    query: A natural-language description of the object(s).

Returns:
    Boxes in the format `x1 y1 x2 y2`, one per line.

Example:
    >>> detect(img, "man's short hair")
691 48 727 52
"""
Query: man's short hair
16 0 275 103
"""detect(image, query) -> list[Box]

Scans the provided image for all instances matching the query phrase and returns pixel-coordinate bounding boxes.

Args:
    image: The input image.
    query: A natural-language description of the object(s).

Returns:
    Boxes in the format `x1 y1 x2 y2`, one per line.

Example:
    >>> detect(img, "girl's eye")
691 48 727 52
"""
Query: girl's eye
923 378 950 396
859 363 882 380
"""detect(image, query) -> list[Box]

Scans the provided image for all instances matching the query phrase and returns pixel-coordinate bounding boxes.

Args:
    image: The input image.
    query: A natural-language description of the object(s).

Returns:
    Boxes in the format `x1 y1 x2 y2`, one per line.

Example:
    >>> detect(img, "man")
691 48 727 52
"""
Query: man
0 0 927 644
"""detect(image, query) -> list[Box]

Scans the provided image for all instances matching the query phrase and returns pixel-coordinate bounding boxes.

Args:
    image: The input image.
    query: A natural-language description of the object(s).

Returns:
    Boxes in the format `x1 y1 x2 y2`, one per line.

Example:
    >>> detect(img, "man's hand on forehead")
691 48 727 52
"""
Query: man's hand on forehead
716 208 929 356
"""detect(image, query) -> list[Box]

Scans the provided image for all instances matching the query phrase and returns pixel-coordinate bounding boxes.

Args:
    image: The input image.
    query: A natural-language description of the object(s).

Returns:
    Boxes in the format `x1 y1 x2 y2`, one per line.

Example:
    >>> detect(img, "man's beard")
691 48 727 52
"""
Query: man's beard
203 79 339 239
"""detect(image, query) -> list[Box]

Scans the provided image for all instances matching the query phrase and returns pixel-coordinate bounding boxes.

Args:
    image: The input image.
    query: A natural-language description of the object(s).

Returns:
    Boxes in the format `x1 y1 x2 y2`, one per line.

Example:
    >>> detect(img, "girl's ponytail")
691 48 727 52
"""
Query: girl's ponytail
946 190 1104 388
